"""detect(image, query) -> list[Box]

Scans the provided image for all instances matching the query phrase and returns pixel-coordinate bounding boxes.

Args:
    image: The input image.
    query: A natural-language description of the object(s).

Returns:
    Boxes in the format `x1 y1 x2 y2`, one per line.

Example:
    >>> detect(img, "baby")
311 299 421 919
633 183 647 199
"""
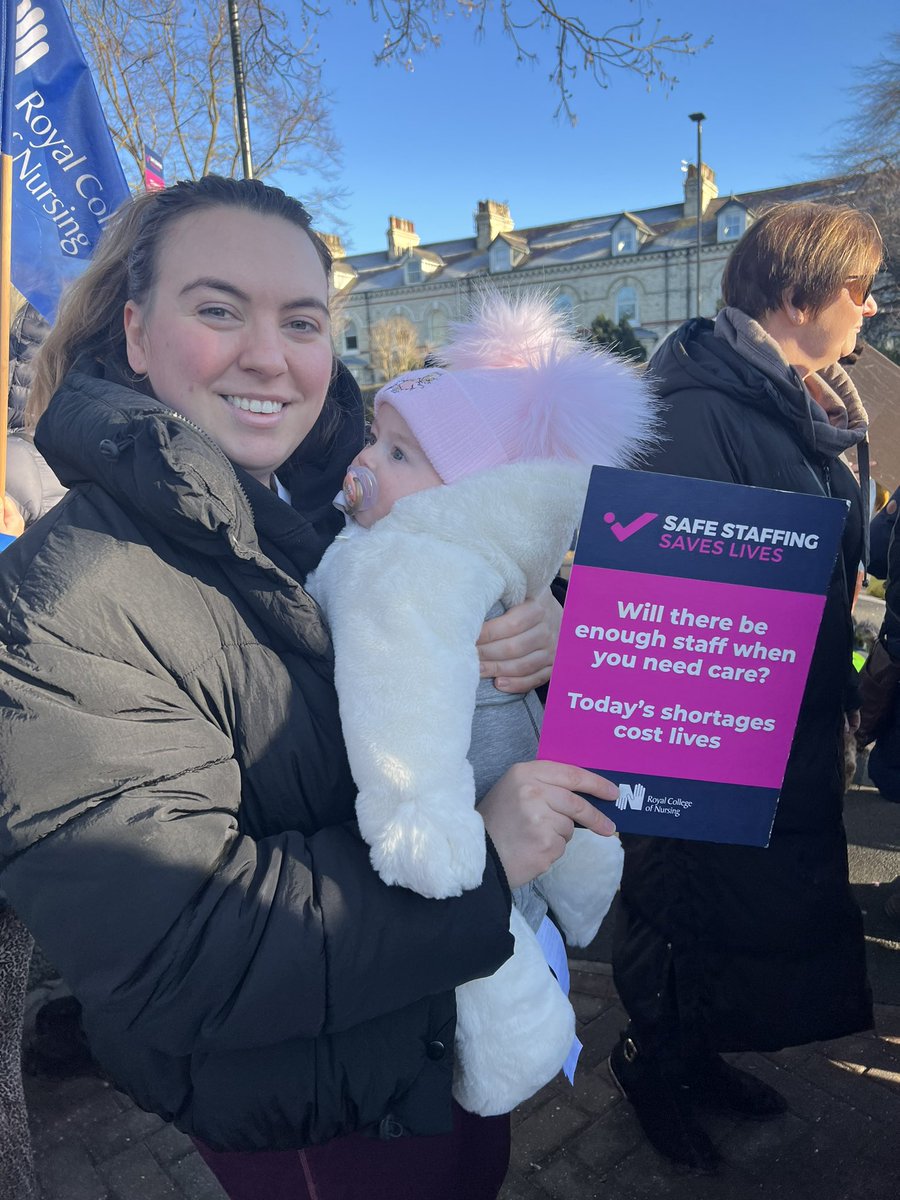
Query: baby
309 290 657 1115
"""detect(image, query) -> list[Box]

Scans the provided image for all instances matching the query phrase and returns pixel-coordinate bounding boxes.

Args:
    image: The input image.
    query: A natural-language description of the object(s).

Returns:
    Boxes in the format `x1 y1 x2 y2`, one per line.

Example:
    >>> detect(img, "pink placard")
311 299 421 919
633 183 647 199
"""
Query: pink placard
540 565 825 789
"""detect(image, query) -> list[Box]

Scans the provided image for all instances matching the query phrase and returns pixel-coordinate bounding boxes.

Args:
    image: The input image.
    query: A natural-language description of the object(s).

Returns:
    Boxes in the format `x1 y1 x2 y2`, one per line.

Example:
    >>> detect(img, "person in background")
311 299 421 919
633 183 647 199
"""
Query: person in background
1 303 57 1200
0 493 37 1200
857 485 900 804
611 201 881 1174
0 175 613 1200
6 300 67 531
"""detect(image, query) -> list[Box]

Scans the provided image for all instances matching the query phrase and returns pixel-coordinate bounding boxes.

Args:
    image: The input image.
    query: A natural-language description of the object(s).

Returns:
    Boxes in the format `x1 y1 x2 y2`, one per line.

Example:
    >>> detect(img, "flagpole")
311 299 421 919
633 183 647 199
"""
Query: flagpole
0 151 12 500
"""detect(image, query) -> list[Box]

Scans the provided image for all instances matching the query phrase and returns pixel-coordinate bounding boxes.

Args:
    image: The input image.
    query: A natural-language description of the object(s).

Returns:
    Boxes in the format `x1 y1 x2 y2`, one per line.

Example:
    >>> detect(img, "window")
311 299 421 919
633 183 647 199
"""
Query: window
404 256 423 284
552 292 576 326
718 208 745 243
344 321 358 352
489 241 511 274
613 224 636 256
426 308 449 345
615 286 639 325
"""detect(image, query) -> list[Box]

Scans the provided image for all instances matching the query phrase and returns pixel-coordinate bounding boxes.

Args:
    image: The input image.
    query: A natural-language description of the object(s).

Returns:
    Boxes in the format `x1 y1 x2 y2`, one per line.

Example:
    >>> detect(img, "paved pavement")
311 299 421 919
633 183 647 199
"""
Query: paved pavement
23 782 900 1200
23 965 900 1200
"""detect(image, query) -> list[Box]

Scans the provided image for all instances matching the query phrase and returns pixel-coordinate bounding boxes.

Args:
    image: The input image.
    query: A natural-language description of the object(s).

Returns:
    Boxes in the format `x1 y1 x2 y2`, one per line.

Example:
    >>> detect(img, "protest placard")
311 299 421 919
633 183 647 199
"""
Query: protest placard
538 467 849 846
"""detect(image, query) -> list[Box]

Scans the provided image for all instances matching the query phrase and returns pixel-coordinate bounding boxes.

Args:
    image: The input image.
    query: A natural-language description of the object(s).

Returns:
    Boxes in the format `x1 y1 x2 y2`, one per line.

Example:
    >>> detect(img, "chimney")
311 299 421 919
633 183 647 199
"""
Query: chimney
475 199 514 251
319 232 346 259
387 216 420 259
683 163 718 219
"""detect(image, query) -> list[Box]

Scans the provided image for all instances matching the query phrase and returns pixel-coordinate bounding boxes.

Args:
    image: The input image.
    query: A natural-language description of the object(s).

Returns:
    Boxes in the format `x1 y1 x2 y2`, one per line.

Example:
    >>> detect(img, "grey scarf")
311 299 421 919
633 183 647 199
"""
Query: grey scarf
714 307 868 459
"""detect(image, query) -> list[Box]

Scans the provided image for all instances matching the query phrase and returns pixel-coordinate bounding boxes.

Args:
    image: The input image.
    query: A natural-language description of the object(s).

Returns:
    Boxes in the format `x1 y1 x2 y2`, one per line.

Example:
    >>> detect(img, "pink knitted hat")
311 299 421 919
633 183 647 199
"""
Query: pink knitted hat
373 290 657 484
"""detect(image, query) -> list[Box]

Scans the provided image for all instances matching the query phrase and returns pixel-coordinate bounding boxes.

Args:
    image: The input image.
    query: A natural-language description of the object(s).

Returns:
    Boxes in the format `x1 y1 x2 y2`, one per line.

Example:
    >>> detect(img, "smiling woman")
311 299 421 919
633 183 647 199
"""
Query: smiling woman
121 207 334 483
0 175 616 1200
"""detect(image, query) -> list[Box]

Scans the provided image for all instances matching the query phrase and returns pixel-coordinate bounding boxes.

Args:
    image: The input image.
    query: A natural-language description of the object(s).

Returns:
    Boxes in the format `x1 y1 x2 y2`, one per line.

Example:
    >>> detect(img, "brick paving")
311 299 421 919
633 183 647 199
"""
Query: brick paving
24 960 900 1200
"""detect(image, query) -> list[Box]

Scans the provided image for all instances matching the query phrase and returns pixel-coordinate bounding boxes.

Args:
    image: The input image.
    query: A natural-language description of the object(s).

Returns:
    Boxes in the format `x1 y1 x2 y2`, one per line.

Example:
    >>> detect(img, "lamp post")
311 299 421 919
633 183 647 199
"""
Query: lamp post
227 0 254 179
688 112 706 317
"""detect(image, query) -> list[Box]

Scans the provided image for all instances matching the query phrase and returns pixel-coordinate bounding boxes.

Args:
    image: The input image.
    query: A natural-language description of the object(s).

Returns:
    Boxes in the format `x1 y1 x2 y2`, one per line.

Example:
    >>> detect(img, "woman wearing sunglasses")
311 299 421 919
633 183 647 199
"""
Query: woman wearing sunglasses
609 200 882 1174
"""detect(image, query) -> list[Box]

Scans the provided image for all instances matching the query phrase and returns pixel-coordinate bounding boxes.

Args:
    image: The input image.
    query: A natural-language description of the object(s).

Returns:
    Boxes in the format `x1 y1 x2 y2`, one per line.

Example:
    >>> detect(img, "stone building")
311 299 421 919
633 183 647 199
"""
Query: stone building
326 163 855 385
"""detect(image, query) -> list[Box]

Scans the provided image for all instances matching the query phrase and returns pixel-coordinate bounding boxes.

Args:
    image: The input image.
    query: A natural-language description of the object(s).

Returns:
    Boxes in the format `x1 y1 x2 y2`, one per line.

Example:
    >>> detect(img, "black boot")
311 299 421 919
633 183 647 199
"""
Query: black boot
23 995 101 1080
608 1031 721 1174
686 1054 788 1119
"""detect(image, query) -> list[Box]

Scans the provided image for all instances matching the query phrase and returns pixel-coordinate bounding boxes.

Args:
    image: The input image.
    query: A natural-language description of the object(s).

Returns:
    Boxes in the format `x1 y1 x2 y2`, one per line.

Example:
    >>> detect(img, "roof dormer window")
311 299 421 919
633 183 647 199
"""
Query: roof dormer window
614 225 636 256
404 255 424 284
717 205 746 243
489 240 512 274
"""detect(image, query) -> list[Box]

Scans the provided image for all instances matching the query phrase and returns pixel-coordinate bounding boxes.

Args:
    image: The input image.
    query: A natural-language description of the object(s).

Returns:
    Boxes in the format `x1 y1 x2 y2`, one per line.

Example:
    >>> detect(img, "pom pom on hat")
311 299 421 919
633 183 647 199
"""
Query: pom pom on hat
374 289 658 484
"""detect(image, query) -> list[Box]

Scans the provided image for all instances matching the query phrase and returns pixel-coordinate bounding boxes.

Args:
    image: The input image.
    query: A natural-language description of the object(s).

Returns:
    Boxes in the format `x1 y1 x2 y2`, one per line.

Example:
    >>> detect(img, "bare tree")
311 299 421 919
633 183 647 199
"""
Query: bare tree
70 0 341 204
368 316 423 380
826 32 900 353
69 1 708 233
357 0 710 122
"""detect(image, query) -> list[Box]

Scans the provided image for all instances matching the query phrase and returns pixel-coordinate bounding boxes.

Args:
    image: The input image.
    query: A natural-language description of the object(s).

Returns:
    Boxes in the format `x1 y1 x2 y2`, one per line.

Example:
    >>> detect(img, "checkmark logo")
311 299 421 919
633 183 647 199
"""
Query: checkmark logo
603 511 658 542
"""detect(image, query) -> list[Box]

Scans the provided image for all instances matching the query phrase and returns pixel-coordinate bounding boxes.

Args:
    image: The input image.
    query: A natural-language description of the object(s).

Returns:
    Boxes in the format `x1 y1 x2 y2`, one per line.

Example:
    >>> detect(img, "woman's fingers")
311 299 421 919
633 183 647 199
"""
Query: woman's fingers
478 760 618 889
477 588 562 692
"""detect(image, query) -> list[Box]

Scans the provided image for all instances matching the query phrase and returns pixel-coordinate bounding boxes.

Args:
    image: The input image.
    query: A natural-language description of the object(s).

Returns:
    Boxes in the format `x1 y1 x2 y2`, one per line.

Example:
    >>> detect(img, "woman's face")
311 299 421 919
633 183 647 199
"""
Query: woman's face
794 275 878 375
124 207 333 484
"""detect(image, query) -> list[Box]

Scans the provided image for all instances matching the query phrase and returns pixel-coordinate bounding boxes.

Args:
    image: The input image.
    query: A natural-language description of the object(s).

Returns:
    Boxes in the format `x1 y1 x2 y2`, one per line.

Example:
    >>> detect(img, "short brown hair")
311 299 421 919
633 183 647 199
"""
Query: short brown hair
721 201 883 320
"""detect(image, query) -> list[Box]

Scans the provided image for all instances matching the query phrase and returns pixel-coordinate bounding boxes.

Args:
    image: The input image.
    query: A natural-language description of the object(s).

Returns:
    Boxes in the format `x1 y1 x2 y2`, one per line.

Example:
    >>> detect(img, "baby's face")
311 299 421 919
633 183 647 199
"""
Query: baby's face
350 402 443 528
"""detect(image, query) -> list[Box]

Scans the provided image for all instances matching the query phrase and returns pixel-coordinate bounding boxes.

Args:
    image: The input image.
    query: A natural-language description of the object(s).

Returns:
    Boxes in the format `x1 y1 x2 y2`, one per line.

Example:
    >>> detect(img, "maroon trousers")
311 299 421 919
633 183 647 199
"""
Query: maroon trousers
194 1103 511 1200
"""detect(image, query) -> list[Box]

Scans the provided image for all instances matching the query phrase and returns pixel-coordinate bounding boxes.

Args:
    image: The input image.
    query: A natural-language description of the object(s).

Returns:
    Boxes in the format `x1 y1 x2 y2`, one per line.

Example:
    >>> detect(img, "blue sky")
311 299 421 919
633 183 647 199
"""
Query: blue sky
284 1 896 253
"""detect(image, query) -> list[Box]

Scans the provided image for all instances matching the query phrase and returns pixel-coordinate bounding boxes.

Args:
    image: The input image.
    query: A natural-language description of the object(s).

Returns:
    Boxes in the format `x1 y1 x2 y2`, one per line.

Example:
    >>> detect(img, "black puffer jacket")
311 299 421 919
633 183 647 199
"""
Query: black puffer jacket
0 364 512 1150
7 302 50 431
613 318 872 1054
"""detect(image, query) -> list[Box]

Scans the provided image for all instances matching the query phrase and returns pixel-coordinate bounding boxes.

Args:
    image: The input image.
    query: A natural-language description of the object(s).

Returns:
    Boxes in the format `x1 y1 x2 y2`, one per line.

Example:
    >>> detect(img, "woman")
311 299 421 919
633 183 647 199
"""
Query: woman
610 201 882 1174
0 176 616 1200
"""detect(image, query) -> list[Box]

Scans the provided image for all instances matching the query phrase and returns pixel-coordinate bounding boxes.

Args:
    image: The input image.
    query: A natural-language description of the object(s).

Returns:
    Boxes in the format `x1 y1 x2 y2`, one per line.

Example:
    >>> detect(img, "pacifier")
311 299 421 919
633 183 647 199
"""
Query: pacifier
334 465 378 515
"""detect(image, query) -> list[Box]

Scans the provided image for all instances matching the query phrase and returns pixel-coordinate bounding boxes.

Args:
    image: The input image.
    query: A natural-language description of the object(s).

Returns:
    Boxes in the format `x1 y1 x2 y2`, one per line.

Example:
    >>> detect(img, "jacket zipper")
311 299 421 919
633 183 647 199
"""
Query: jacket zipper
158 407 254 520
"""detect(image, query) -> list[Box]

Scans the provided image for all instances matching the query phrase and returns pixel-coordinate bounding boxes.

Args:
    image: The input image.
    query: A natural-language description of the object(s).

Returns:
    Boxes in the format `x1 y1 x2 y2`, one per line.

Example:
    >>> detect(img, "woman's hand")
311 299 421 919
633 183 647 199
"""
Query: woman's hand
477 761 618 889
1 495 25 539
477 586 562 693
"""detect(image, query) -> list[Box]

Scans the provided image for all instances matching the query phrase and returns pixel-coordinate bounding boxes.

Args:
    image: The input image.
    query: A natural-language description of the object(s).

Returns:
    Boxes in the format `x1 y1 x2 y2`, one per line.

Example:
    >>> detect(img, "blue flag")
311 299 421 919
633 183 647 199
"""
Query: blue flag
1 0 130 320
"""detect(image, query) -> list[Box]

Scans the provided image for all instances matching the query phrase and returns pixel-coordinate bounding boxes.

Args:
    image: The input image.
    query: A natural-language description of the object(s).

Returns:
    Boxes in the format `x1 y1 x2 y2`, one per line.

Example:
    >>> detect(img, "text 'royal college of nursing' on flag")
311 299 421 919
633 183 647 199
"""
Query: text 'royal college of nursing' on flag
1 0 130 320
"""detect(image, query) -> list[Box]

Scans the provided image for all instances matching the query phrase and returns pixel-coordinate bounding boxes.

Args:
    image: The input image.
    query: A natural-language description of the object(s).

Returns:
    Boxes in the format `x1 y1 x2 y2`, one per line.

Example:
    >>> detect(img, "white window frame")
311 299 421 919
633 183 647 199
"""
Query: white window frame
613 222 637 256
615 286 639 325
552 291 576 326
718 208 745 243
426 307 449 346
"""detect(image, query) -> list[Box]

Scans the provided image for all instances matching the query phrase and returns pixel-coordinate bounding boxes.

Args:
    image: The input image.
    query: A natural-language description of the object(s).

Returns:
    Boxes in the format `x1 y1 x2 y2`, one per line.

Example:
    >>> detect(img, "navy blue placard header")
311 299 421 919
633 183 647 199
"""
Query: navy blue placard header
575 468 848 593
585 771 778 846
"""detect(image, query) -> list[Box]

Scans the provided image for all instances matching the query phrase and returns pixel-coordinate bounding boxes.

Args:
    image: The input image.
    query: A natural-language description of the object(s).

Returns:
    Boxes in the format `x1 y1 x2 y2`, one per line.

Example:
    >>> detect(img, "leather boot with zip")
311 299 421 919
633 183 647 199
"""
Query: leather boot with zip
608 1028 721 1174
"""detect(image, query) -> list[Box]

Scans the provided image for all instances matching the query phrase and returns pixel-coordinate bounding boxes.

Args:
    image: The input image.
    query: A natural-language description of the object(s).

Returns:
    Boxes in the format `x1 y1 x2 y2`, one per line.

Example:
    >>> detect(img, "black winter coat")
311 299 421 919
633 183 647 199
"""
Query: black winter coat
0 364 513 1150
858 488 900 800
613 318 872 1054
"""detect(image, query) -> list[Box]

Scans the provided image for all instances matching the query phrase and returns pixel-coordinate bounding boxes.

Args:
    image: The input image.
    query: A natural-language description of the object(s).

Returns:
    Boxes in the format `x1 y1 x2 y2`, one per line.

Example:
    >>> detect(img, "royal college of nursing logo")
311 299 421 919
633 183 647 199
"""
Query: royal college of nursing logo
616 783 646 811
15 1 51 75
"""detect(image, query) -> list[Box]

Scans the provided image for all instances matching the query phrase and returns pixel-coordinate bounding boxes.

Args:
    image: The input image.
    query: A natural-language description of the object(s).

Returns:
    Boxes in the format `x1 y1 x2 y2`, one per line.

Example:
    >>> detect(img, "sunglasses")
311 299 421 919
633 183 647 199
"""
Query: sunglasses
845 275 874 306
